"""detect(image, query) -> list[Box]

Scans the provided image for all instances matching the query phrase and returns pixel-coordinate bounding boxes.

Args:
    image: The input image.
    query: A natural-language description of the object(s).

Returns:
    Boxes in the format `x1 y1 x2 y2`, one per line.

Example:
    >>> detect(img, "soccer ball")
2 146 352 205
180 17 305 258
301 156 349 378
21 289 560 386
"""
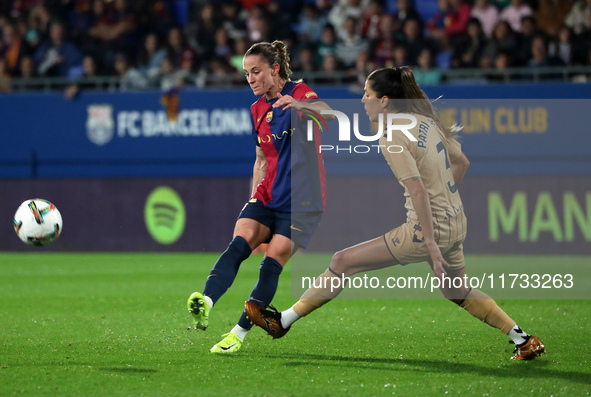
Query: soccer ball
13 199 63 247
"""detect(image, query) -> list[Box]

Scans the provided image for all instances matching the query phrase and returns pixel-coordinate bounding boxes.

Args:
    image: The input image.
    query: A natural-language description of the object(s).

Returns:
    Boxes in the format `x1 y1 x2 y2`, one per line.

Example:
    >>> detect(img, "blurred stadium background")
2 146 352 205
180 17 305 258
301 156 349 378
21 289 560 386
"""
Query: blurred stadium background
2 2 591 395
2 0 591 90
1 0 590 255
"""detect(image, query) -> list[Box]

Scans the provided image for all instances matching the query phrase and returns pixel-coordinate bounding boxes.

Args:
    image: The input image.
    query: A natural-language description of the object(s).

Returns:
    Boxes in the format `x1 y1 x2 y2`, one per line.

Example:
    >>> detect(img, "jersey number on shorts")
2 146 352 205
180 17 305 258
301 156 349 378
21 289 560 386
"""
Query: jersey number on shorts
436 141 458 194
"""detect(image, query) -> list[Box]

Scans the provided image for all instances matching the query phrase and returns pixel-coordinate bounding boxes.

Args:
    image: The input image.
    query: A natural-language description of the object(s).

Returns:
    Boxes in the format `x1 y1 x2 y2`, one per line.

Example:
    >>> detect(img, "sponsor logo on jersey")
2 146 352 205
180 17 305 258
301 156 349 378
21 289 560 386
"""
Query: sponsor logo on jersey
258 127 296 144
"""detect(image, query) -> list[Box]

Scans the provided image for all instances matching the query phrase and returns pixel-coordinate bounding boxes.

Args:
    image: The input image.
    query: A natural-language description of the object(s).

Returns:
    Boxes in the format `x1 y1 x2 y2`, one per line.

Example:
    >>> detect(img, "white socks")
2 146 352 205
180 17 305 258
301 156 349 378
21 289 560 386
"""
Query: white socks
231 325 249 341
204 295 214 310
281 307 301 329
508 324 530 345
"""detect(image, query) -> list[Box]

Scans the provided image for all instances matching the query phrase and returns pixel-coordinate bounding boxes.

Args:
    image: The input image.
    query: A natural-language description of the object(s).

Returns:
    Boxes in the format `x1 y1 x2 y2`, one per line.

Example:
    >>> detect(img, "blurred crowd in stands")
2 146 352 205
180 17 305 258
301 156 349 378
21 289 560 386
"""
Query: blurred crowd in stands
0 0 590 92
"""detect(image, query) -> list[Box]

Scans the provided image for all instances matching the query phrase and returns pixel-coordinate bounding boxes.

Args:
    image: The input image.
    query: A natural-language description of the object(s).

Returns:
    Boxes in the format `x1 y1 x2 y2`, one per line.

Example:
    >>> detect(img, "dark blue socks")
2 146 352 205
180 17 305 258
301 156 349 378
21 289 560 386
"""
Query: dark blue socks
238 256 284 329
203 237 284 332
203 236 252 305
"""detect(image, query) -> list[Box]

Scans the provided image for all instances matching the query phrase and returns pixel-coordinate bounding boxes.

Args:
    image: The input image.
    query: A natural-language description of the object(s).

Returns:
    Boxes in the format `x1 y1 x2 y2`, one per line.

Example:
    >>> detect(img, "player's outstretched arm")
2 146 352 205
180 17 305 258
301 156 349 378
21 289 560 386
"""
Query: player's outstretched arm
295 98 335 121
403 176 450 279
273 93 335 121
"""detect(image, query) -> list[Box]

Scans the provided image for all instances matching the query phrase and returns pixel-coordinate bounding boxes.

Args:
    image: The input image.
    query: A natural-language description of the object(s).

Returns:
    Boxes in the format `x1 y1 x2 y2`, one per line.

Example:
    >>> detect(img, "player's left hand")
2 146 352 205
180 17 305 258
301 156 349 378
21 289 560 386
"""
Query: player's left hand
273 93 301 111
427 241 450 279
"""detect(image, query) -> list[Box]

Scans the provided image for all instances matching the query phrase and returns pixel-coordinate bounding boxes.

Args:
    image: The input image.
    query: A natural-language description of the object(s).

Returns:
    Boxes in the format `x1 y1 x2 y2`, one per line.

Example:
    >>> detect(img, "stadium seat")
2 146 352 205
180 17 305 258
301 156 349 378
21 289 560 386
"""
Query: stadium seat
385 0 438 25
436 50 452 70
415 0 439 23
172 0 190 28
386 0 398 14
68 65 84 79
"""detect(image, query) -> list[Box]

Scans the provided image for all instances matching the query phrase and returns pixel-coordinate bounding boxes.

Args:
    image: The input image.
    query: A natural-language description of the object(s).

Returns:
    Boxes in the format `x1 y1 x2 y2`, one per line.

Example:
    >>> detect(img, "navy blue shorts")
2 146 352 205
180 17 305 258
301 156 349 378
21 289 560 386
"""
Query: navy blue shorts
237 199 323 249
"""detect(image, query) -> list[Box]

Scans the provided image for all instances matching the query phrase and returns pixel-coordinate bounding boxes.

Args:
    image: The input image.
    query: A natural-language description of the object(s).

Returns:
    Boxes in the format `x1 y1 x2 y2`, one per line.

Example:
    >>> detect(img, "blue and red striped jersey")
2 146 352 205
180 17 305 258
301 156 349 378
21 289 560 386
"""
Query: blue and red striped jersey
250 81 326 213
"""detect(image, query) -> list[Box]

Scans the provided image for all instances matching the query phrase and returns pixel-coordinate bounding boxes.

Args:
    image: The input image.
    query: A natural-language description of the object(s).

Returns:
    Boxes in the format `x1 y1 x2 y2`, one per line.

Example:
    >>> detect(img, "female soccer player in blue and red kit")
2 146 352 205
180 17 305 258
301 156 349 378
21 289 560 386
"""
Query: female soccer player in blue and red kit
187 40 332 353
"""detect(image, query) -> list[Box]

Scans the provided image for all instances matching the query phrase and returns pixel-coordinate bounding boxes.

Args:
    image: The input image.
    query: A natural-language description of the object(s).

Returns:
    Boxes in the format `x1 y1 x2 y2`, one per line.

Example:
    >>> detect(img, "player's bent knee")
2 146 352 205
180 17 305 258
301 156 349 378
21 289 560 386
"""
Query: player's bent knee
330 250 356 277
234 227 271 251
441 286 470 302
234 232 265 251
265 240 292 265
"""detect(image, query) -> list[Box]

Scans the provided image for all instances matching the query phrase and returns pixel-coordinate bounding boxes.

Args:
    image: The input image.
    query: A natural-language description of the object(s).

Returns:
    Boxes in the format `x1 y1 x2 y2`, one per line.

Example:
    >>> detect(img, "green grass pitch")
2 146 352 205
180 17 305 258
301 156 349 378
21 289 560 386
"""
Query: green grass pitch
1 253 590 396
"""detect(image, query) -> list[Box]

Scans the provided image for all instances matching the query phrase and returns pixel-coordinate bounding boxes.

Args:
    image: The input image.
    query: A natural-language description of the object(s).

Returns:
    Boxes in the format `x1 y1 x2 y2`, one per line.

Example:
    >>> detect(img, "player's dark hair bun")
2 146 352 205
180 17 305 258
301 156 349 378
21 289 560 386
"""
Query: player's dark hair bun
245 40 293 81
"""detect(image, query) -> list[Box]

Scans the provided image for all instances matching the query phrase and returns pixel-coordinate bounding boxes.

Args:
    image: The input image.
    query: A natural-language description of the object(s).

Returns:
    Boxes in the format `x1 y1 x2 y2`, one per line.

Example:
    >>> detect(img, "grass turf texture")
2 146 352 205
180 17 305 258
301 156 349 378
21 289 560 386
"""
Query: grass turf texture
0 253 589 396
